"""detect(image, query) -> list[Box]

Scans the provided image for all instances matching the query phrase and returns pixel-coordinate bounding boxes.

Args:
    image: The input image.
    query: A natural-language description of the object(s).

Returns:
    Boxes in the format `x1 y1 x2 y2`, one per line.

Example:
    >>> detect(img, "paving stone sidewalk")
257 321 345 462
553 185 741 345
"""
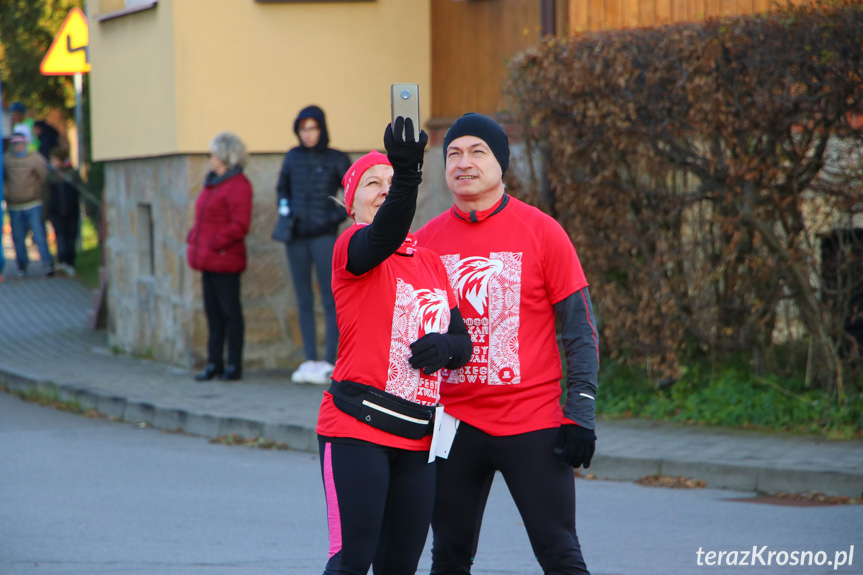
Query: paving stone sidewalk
1 273 862 497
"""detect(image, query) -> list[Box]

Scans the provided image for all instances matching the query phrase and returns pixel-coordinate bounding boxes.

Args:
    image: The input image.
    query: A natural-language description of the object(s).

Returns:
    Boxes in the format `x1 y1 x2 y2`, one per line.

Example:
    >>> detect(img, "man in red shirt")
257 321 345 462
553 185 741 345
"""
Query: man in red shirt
415 113 599 575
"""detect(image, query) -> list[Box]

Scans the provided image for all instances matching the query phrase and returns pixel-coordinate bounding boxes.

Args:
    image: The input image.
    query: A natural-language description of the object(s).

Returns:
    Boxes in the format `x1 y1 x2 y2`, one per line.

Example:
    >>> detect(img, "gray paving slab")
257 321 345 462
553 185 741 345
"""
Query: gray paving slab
1 274 862 497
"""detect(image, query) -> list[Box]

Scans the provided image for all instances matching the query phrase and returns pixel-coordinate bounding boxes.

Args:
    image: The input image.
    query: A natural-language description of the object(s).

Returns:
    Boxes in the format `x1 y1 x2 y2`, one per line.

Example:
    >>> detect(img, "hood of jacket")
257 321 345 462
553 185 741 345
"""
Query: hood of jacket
293 105 329 151
34 120 59 139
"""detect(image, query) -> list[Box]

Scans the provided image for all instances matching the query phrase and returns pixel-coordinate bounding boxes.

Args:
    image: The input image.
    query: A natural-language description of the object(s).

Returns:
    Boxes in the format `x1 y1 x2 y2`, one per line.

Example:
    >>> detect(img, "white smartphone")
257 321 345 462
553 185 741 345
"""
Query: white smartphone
391 83 421 142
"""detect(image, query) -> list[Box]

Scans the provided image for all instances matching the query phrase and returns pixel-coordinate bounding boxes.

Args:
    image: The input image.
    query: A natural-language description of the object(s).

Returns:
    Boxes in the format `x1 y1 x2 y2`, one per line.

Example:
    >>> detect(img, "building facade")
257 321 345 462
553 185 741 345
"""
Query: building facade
88 0 797 369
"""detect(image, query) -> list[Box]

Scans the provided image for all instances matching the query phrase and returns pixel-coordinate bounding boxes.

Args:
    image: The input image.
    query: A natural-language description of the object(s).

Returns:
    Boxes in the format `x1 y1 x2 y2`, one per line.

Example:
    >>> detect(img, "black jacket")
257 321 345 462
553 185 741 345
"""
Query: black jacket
47 165 81 221
35 121 60 160
276 106 351 240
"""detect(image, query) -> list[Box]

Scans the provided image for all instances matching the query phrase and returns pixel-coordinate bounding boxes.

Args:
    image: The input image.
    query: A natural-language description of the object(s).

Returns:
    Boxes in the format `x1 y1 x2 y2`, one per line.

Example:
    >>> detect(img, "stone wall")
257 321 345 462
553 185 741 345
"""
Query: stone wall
102 149 457 371
104 153 305 369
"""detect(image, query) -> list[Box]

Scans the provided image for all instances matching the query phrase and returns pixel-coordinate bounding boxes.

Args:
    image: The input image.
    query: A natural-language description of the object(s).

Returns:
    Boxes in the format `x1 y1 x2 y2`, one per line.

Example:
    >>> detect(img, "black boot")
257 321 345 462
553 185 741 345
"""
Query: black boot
194 363 223 381
219 365 242 381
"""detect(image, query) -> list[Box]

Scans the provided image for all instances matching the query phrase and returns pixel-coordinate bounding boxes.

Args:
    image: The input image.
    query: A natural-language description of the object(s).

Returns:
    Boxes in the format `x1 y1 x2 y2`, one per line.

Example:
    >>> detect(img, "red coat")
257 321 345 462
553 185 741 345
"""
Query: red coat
187 170 253 273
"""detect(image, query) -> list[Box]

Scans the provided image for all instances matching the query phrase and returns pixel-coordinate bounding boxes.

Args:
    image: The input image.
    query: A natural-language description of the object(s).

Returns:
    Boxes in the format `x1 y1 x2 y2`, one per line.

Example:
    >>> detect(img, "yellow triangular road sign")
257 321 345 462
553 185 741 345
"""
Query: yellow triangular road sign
41 8 91 75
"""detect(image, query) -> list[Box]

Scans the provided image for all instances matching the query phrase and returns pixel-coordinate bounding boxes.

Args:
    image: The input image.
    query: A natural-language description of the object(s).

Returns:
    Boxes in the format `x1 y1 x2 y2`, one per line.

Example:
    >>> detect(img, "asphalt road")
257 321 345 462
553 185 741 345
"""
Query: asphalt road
1 392 860 575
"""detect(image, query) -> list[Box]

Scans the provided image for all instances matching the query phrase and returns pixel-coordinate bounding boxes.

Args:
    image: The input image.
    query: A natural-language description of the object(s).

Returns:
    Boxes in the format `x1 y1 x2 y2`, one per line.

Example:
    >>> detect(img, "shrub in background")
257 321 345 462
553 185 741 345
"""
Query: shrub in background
508 1 863 398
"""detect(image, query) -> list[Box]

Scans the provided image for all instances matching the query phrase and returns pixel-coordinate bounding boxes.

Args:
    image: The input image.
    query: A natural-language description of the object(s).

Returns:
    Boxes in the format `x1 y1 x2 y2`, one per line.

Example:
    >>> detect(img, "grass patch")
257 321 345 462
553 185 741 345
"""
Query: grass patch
1 384 100 418
209 433 290 450
133 348 153 360
74 215 102 290
75 242 102 289
594 357 863 439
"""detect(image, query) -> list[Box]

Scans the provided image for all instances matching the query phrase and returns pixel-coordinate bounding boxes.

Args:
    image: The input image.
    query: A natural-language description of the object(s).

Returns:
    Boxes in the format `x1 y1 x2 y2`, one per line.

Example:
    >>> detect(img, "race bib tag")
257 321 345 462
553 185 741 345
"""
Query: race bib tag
428 406 460 463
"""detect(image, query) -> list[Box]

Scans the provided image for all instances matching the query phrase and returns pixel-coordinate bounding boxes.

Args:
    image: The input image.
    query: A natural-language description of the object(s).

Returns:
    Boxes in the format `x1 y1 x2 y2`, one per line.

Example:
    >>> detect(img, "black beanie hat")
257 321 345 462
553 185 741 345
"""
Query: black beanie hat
442 113 509 175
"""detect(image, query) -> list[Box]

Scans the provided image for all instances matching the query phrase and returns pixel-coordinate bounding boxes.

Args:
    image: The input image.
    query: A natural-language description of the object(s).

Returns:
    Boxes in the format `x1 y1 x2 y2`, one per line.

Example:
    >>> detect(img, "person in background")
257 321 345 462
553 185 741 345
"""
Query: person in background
186 132 253 382
315 117 471 575
9 102 38 154
415 113 599 575
0 180 4 283
275 105 351 385
0 90 6 281
0 111 5 282
46 147 81 277
35 120 61 160
3 132 53 277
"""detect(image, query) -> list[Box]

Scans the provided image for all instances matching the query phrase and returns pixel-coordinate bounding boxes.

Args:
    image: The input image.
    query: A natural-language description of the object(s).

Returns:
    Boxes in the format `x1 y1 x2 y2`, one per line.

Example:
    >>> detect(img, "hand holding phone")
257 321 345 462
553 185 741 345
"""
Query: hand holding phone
391 83 421 142
384 116 427 176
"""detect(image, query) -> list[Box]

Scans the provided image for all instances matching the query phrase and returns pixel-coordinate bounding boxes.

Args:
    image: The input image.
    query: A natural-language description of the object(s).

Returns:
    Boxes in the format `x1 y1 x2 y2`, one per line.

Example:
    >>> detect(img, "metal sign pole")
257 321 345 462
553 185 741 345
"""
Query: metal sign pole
74 72 84 169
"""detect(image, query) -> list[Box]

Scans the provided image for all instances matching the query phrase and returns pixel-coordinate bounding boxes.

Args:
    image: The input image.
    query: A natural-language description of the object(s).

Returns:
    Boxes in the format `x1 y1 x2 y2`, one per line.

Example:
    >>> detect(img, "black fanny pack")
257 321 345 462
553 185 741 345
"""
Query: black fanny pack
328 379 435 440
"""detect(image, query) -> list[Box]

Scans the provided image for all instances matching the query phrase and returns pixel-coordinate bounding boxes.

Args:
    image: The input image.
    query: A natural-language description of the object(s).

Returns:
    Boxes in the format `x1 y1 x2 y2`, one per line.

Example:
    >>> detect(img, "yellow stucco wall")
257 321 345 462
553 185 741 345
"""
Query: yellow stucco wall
89 1 178 161
89 0 432 160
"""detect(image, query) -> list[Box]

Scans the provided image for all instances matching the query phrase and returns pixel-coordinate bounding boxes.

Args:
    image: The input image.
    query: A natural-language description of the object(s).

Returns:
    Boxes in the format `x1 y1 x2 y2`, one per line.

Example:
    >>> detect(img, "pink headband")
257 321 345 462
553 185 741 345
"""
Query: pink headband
342 151 391 213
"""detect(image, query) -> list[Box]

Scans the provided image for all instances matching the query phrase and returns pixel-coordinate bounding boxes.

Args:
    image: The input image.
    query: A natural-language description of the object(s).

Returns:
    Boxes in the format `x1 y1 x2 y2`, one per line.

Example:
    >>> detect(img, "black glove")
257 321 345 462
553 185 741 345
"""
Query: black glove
384 117 428 179
553 424 597 469
409 333 455 375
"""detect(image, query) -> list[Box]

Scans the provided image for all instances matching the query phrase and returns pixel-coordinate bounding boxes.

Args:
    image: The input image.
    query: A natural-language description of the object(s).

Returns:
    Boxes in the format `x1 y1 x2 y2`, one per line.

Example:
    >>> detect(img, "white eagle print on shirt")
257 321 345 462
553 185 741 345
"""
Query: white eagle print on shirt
441 253 522 386
451 257 504 315
386 278 451 406
414 288 450 334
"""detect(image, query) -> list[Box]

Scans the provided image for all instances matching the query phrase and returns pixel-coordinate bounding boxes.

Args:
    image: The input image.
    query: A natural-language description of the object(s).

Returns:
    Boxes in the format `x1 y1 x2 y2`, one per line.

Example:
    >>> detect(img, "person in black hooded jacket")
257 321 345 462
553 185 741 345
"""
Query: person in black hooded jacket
34 121 60 160
276 105 351 384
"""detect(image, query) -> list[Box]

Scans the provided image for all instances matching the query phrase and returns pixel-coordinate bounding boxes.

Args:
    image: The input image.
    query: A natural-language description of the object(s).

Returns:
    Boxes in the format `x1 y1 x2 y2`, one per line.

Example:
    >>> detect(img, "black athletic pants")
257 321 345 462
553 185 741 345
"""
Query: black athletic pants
50 214 78 266
319 440 435 575
201 271 244 369
430 424 590 575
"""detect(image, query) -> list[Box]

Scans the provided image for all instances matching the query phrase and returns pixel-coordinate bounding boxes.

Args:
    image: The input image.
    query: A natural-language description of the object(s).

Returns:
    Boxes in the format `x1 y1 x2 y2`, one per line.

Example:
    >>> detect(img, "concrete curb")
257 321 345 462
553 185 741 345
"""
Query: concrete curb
588 454 863 497
3 366 862 498
0 369 319 452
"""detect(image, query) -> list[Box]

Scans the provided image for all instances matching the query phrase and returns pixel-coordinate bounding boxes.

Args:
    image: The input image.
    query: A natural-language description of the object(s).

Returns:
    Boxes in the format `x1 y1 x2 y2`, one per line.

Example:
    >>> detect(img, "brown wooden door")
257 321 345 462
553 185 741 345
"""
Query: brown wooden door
430 0 543 123
430 0 800 124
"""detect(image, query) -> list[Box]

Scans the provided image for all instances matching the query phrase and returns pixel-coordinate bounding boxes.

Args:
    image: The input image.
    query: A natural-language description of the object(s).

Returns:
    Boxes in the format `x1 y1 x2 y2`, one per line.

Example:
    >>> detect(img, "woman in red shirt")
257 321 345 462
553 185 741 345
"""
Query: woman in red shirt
315 119 471 575
186 132 253 381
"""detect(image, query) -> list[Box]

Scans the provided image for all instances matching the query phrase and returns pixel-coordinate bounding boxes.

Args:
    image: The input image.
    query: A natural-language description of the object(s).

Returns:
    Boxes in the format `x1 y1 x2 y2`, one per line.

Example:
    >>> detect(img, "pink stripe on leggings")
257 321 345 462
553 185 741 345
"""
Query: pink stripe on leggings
323 442 342 558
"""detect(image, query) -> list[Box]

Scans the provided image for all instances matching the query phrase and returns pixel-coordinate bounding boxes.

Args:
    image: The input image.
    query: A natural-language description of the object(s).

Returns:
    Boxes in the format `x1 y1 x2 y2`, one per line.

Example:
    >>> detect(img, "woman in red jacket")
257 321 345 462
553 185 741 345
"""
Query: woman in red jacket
187 132 253 381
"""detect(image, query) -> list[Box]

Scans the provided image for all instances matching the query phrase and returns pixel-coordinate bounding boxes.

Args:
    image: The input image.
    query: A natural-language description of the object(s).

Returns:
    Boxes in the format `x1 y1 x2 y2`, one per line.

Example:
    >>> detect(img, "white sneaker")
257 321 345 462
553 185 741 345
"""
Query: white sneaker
306 361 335 385
291 360 318 384
59 263 76 277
